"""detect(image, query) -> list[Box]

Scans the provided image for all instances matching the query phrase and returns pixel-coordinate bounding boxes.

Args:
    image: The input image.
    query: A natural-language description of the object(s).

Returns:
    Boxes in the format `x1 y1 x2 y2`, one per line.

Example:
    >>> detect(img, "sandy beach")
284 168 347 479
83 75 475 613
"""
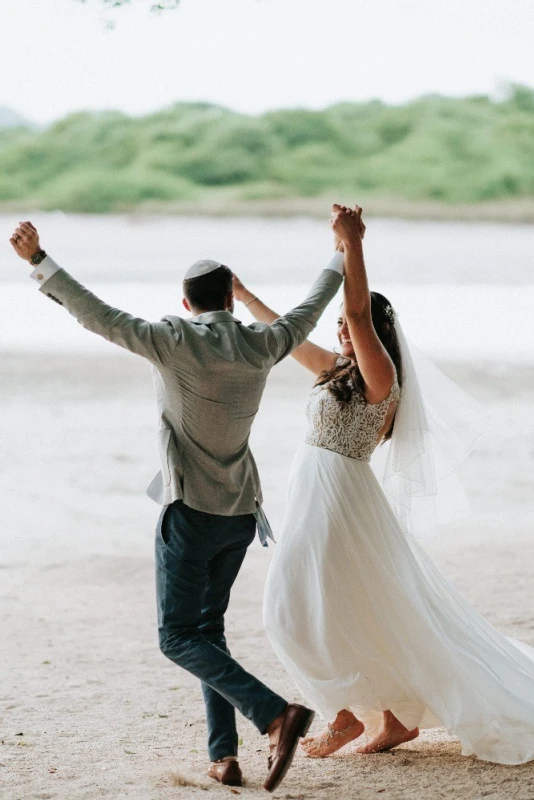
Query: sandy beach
2 352 533 800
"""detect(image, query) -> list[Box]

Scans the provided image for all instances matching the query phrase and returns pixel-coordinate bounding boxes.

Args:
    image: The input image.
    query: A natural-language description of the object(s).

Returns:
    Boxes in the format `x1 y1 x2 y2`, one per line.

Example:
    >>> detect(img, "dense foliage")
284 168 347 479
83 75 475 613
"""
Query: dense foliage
1 88 533 213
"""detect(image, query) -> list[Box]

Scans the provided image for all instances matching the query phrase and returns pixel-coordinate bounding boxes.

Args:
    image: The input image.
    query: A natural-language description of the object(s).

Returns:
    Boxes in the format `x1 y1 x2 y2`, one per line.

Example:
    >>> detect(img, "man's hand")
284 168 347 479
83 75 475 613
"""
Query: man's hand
10 221 41 261
232 274 255 305
331 204 365 246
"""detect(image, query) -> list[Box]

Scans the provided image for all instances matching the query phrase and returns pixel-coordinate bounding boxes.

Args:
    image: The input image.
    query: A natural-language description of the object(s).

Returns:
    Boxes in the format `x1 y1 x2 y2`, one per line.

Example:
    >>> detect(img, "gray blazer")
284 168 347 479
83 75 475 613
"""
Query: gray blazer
37 256 343 516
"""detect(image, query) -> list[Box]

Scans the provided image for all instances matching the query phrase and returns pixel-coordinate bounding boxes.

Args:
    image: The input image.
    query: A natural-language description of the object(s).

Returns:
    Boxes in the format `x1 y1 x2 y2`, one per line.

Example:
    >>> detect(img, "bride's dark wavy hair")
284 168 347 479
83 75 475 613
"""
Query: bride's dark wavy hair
315 291 403 441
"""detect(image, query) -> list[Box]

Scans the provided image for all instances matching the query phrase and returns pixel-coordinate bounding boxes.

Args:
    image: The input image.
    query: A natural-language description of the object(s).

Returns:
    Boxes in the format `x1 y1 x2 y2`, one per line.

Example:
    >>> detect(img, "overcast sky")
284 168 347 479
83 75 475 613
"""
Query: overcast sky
2 0 533 124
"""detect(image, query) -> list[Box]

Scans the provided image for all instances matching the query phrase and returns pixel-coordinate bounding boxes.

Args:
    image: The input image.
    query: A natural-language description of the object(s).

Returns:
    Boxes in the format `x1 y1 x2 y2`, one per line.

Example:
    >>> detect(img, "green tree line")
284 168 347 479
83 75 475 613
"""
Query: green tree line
1 87 533 213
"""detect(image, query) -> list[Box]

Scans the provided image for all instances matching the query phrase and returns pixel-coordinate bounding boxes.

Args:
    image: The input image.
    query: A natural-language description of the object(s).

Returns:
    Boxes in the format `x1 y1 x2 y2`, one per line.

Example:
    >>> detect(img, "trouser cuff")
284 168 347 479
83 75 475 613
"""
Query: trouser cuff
209 743 238 761
258 699 288 736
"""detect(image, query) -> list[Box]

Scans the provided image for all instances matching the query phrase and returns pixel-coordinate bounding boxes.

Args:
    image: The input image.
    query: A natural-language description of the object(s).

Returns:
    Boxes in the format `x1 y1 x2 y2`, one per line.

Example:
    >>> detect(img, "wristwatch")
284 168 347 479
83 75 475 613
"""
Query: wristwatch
29 250 47 266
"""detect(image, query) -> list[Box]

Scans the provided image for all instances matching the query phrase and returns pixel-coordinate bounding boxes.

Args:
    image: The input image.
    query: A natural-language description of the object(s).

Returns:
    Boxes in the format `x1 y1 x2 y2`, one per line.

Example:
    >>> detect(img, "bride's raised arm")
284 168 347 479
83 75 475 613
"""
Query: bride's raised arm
232 275 339 377
331 204 396 403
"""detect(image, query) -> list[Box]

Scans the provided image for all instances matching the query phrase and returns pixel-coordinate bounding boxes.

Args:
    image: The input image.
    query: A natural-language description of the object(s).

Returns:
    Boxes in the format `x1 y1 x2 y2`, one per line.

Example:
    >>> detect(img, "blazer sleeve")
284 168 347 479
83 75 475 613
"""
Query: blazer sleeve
37 261 179 366
269 255 343 363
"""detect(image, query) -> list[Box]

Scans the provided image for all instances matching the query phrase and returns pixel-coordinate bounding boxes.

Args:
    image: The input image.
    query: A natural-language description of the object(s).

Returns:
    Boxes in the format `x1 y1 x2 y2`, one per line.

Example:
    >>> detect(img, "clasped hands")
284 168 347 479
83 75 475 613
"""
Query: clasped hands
331 203 365 252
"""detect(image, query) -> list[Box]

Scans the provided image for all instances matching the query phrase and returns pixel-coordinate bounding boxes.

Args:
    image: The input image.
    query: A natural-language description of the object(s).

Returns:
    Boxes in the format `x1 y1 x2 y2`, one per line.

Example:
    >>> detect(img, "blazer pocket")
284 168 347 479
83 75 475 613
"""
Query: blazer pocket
158 428 172 488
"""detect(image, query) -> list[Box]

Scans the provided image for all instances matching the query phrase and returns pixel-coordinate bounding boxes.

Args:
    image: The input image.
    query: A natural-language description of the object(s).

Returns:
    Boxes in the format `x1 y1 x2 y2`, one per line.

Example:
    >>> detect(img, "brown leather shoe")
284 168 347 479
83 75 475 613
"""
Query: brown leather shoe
264 704 315 793
207 758 243 787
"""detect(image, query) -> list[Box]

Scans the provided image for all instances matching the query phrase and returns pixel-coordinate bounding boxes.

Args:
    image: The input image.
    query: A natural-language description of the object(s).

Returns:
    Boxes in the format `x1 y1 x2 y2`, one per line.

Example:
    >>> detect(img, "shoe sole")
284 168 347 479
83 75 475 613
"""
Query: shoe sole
208 774 243 787
264 709 315 793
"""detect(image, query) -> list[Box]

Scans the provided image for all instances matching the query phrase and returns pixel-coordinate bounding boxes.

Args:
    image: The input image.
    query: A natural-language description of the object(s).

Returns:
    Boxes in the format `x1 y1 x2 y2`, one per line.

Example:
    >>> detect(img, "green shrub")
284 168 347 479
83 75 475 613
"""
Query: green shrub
38 169 196 212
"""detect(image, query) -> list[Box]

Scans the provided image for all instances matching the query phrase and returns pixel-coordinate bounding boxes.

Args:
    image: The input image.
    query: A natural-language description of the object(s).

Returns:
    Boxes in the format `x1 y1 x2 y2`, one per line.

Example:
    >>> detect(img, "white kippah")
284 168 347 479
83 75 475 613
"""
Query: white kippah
184 259 224 280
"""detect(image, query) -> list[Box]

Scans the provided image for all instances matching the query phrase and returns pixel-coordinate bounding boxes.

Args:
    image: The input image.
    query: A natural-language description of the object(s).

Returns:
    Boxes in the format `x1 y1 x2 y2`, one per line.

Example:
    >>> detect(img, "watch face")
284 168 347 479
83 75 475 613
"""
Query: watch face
31 251 45 265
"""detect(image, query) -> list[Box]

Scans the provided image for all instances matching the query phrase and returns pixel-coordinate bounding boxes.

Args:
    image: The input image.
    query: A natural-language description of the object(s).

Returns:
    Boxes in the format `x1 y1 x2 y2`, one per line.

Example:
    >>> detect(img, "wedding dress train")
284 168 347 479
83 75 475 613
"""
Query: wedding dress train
264 371 534 765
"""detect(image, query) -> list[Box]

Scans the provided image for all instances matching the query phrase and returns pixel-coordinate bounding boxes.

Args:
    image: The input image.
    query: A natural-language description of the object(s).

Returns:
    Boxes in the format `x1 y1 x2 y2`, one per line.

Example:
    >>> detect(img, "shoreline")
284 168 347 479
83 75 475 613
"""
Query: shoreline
2 196 534 224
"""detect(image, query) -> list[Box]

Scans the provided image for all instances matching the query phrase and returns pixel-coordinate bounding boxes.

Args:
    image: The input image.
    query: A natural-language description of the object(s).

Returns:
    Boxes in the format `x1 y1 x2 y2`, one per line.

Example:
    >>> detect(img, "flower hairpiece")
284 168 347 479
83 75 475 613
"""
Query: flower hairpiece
384 305 396 324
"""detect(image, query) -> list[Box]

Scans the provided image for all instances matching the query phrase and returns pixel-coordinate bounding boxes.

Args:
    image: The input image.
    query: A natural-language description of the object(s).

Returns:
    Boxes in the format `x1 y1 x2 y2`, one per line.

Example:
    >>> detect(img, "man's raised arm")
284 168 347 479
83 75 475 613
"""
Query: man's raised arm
268 252 344 363
9 221 178 367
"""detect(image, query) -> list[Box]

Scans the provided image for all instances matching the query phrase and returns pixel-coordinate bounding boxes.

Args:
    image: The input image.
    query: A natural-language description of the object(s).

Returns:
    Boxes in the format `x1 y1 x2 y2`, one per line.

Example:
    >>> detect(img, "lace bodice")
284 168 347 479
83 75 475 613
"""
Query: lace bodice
305 364 399 461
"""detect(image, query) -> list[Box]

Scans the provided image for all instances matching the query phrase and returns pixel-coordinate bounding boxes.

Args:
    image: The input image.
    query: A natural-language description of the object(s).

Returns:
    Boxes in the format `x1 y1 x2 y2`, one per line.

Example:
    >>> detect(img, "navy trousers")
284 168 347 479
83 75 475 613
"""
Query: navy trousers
155 500 287 761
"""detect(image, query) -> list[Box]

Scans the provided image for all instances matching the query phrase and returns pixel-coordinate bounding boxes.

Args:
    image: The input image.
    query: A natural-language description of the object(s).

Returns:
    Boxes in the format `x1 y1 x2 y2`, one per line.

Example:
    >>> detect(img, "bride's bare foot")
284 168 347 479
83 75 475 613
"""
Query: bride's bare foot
356 711 419 754
301 710 364 758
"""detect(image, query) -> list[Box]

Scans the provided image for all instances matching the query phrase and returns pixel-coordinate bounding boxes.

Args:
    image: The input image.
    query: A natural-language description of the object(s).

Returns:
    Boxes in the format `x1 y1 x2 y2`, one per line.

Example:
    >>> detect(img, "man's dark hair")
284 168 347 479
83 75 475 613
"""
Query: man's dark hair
183 265 233 311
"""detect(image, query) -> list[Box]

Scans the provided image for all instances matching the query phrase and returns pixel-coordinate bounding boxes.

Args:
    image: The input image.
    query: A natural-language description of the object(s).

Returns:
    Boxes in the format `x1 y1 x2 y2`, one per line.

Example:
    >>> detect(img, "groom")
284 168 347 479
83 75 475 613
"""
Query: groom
9 220 344 792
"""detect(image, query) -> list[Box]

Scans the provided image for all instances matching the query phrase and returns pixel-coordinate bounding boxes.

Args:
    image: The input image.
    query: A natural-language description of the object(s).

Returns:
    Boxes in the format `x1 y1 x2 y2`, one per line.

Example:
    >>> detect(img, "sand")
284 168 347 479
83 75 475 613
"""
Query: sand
1 353 533 800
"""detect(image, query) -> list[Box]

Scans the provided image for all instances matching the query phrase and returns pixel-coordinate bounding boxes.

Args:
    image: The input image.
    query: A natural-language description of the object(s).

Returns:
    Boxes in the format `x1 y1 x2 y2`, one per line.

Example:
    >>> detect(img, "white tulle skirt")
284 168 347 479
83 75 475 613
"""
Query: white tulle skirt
263 444 534 765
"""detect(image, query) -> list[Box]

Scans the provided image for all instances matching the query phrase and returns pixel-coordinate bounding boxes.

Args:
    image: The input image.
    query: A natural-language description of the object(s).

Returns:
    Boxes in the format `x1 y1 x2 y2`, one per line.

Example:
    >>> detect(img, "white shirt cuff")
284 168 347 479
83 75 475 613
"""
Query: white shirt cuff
30 255 61 285
324 252 344 275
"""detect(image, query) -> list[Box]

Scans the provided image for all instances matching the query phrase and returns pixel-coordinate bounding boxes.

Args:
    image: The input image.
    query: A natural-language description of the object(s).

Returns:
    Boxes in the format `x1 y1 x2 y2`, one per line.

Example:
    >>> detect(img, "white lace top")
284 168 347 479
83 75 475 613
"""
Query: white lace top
304 362 400 462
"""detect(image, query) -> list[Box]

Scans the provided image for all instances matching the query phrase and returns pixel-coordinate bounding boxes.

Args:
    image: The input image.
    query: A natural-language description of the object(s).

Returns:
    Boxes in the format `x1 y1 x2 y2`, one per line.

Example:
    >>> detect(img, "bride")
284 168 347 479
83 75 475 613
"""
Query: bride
233 205 534 765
